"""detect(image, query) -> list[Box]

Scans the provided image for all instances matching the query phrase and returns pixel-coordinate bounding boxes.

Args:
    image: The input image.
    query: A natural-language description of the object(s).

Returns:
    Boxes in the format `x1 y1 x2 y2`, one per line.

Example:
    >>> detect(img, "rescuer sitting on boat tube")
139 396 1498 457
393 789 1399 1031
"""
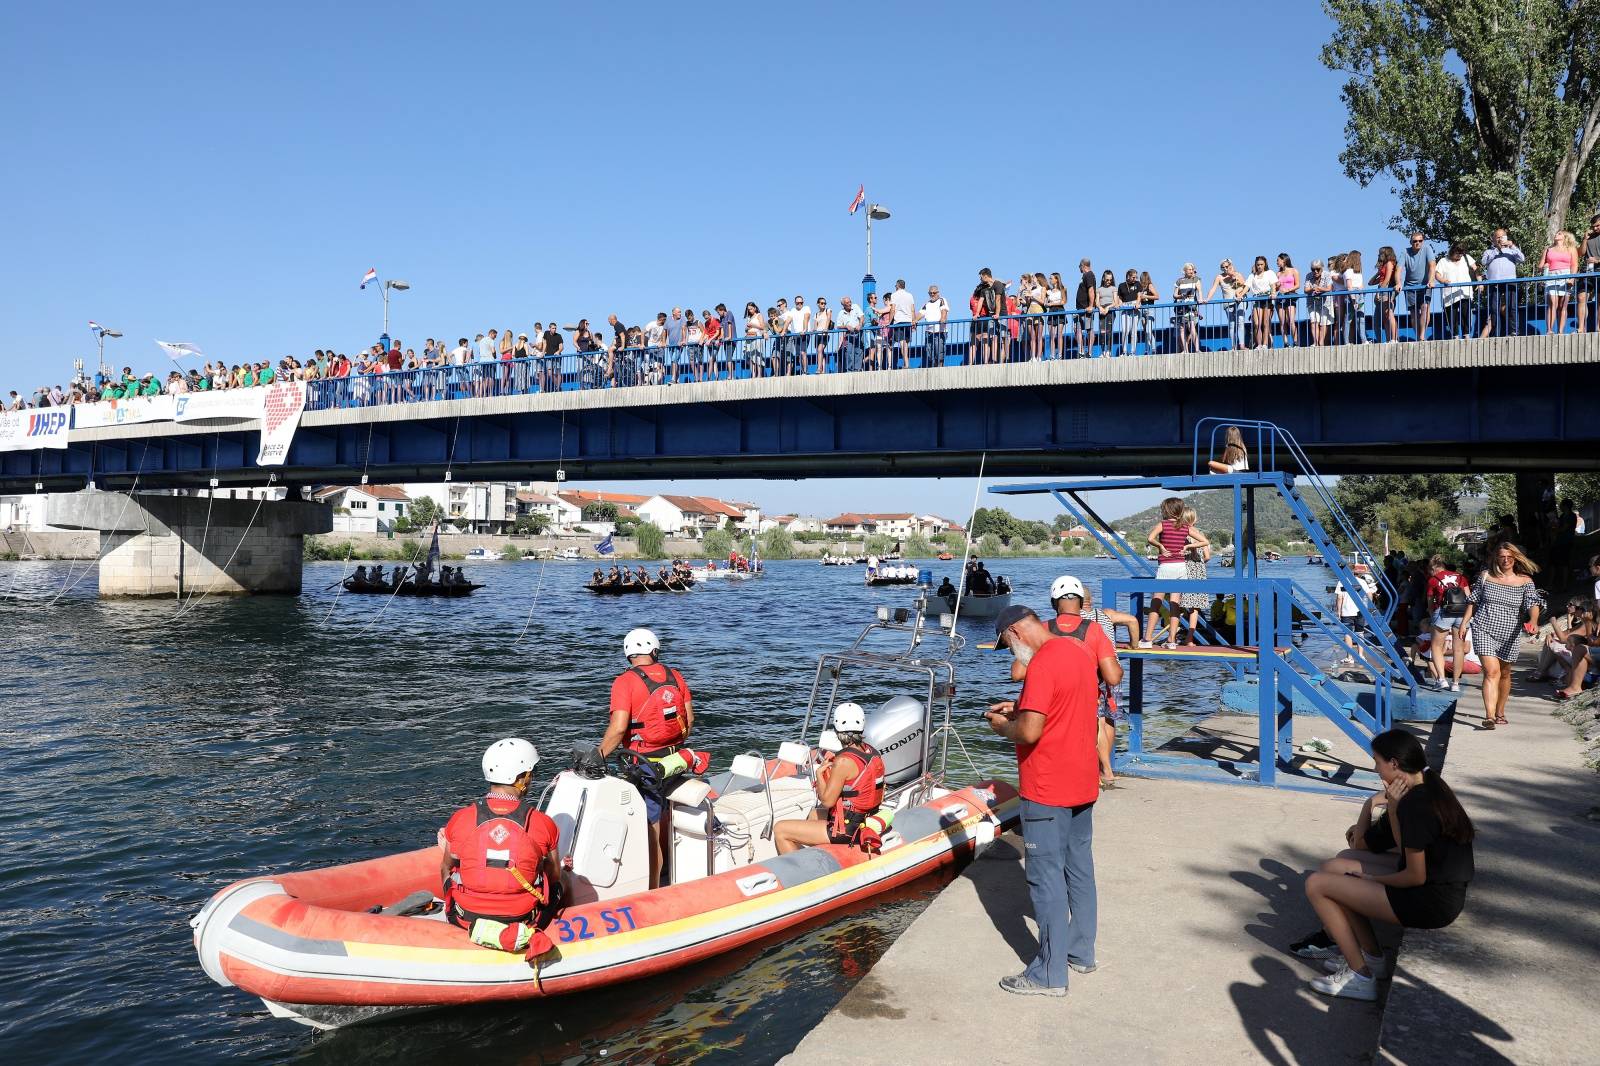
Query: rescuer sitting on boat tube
601 627 695 889
772 702 886 854
439 738 563 954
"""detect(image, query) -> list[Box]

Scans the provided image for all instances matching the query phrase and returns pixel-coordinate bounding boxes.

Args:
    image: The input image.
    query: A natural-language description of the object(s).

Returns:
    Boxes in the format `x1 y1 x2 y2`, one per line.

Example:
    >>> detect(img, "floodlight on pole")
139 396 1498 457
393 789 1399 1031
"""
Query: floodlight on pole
376 278 411 334
91 324 122 380
863 203 891 309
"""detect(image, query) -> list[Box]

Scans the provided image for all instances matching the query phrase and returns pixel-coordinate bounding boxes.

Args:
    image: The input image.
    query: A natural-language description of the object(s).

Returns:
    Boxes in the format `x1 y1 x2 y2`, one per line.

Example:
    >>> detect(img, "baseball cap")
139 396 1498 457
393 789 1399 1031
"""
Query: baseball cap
1049 575 1085 601
992 605 1037 649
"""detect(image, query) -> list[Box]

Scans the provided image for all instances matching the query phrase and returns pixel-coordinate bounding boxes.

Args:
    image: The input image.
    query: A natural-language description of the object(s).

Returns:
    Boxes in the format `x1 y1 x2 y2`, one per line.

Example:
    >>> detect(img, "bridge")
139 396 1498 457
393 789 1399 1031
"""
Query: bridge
5 332 1598 495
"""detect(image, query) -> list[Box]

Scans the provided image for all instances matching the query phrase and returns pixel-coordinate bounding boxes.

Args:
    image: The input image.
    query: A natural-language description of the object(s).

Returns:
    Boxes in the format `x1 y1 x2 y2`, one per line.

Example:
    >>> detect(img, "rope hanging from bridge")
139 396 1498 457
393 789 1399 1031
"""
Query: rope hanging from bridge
170 472 276 622
314 420 378 626
513 411 566 645
353 417 463 636
9 441 153 608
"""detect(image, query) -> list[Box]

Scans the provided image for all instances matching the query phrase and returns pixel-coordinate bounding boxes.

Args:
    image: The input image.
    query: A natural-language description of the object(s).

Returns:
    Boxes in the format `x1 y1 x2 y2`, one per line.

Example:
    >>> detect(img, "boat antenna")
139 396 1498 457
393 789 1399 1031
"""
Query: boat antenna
945 451 988 649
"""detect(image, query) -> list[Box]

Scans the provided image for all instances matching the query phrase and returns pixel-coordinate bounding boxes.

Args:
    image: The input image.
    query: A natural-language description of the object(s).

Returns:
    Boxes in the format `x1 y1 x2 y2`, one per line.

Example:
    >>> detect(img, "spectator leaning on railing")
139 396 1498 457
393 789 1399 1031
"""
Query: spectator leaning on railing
1480 229 1525 338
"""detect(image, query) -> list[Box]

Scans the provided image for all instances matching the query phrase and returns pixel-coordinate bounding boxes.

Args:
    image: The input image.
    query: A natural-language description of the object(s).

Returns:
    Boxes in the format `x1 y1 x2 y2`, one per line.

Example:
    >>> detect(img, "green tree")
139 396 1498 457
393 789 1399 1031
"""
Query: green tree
582 502 619 522
1019 520 1052 546
513 514 548 535
408 496 442 530
1333 475 1475 533
615 514 640 537
1321 0 1600 249
499 544 522 562
1050 514 1076 534
633 522 666 558
1371 496 1447 551
905 532 934 557
702 527 734 559
1483 473 1519 526
865 534 895 555
970 507 1020 542
978 533 1003 557
759 527 796 560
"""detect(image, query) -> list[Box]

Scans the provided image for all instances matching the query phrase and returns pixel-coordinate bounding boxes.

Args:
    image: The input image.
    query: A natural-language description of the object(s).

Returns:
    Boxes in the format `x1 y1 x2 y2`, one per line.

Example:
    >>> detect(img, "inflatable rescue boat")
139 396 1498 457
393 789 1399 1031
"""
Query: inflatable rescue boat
192 596 1018 1030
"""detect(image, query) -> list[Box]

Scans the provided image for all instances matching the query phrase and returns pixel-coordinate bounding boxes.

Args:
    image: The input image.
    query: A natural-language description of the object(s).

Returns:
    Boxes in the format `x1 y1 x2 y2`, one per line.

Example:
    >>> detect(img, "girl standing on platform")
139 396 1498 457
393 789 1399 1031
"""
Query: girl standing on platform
1142 497 1204 649
1180 507 1212 645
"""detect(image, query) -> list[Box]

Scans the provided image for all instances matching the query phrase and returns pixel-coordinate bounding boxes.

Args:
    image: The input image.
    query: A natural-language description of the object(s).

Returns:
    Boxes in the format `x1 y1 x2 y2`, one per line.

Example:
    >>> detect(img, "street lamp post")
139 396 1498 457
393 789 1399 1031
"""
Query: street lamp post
863 204 891 310
377 278 410 338
91 325 122 382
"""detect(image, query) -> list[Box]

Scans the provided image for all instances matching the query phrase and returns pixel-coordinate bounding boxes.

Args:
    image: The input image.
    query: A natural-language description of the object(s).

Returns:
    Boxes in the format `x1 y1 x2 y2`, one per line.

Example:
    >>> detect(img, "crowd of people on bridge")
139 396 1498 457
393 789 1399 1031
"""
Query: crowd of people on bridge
8 214 1599 413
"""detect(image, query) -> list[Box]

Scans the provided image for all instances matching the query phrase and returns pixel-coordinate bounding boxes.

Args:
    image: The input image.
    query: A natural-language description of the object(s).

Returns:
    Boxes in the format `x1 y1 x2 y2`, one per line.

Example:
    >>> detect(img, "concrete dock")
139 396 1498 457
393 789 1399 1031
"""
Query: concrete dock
785 678 1599 1065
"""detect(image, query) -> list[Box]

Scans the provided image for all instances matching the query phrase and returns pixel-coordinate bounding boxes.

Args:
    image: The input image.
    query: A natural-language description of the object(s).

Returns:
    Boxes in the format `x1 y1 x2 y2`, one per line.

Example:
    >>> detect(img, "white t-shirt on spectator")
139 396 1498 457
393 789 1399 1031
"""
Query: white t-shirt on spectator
788 306 811 333
1433 256 1476 302
449 345 469 366
1341 268 1363 293
644 321 667 347
475 336 495 360
921 298 949 332
889 289 916 323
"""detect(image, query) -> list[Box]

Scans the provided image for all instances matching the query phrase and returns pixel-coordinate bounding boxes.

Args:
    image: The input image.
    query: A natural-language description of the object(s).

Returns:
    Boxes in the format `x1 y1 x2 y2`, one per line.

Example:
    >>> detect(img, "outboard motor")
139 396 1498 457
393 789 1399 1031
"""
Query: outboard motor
865 695 927 788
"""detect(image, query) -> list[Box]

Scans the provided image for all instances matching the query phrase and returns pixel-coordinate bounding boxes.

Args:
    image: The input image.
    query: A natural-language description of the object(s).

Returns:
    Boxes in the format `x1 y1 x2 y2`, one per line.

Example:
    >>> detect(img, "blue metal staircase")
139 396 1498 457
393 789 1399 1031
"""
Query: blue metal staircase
989 418 1421 794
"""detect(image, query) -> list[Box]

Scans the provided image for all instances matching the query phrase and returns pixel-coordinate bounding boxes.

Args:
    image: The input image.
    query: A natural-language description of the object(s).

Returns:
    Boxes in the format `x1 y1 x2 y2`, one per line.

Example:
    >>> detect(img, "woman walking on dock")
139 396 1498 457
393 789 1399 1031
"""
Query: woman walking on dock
1457 542 1542 729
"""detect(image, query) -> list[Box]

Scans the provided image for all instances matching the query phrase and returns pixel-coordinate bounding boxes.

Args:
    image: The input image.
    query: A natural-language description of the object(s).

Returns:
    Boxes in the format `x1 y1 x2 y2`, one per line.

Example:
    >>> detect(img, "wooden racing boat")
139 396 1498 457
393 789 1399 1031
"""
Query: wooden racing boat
584 578 695 594
190 595 1017 1030
341 578 484 597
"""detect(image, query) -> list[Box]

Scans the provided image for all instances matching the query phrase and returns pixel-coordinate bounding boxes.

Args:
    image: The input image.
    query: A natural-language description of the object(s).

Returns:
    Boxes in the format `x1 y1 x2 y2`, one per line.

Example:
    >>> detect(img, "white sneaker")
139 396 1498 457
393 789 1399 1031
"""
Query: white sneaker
1449 681 1460 692
1323 950 1389 978
1311 962 1378 1001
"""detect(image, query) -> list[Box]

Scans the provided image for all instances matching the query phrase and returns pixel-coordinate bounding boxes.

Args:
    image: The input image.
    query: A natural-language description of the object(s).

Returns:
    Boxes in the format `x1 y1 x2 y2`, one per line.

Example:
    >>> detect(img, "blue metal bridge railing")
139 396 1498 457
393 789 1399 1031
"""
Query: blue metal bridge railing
281 271 1598 413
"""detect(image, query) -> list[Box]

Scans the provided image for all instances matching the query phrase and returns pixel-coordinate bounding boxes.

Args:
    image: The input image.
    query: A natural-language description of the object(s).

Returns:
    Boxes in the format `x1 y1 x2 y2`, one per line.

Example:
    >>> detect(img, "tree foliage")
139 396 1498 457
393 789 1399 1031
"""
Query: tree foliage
905 533 934 557
978 533 1004 557
971 507 1020 543
759 527 796 560
701 527 734 559
513 514 547 535
1321 0 1600 249
581 502 619 522
633 522 666 558
408 496 442 529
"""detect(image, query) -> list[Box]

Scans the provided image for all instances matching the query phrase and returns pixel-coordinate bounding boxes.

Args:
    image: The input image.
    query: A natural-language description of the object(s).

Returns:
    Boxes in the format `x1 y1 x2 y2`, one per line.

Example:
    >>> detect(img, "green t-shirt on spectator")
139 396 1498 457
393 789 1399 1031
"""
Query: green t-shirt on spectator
258 366 275 385
139 379 162 397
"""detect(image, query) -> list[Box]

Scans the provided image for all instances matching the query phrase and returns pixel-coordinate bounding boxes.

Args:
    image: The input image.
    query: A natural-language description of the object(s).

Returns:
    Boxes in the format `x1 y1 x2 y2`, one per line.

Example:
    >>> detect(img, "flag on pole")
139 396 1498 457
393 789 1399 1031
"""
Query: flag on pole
360 268 378 289
156 340 204 362
426 522 441 572
89 320 103 334
847 184 865 215
596 533 615 556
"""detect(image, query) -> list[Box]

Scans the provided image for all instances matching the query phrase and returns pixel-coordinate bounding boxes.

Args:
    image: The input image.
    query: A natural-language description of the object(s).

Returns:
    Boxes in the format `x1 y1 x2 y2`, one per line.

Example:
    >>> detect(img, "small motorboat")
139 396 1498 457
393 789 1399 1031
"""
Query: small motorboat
942 590 1012 619
190 593 1018 1030
465 547 493 560
557 547 584 561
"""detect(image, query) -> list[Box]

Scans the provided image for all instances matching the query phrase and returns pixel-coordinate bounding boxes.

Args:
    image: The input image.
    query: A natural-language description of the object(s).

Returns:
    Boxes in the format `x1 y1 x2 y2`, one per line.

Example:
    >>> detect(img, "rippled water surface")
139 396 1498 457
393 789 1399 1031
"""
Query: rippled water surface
0 555 1328 1064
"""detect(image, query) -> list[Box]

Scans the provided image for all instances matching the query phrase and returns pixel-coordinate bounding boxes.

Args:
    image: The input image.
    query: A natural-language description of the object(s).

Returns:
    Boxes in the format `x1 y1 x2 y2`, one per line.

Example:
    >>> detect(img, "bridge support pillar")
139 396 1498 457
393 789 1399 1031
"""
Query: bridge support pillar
45 491 333 598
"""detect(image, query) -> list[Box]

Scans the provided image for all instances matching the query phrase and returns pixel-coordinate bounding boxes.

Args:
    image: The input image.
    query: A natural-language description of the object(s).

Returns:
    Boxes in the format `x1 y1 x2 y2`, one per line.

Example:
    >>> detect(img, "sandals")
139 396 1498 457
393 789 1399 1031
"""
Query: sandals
1480 718 1496 730
1495 715 1509 725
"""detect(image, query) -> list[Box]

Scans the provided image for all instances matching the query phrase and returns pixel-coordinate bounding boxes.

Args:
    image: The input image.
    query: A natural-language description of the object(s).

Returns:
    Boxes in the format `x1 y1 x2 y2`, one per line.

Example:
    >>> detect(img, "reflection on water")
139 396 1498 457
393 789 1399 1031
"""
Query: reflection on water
0 556 1322 1064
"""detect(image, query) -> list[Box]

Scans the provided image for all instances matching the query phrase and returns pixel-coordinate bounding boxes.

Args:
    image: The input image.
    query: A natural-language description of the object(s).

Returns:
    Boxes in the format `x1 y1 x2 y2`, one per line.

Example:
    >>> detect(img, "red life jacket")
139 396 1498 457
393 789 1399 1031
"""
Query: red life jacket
828 742 886 839
449 796 550 918
626 664 688 756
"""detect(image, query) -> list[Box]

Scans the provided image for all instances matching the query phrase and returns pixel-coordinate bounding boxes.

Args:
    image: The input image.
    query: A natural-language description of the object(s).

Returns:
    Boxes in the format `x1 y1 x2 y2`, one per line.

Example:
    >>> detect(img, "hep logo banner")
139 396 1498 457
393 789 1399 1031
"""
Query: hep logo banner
28 411 68 436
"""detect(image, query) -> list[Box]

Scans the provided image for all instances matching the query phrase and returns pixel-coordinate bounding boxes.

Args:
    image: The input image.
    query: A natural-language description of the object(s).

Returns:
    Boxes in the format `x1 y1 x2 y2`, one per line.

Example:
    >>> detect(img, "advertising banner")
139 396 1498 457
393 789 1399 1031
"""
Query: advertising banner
71 395 177 429
0 408 72 452
255 381 307 466
173 389 266 424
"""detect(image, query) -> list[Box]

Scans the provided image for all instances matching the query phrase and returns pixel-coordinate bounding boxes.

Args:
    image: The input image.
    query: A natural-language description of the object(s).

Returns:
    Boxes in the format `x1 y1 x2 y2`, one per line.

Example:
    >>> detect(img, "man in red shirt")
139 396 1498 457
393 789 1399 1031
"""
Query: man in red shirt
440 738 562 952
1046 574 1128 786
984 605 1101 996
602 627 694 888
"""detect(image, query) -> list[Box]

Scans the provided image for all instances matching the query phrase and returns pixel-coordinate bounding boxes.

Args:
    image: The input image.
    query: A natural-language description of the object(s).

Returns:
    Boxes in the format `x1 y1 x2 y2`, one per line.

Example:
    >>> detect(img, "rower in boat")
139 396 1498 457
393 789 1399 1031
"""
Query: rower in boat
936 576 956 598
634 565 651 585
593 568 604 585
439 739 562 955
351 564 370 586
606 565 622 586
413 561 433 587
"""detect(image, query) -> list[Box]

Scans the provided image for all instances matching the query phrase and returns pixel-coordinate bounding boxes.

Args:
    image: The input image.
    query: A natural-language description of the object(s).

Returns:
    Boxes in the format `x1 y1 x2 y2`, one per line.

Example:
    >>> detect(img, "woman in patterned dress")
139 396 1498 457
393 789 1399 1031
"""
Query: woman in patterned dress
1180 506 1213 645
1457 542 1543 729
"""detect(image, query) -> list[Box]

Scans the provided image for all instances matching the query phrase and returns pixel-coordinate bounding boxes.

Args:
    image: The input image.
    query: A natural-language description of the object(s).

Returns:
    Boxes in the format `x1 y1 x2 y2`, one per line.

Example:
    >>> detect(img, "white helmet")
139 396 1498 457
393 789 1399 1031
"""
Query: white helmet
1050 574 1085 602
832 701 866 733
482 738 539 785
623 627 660 658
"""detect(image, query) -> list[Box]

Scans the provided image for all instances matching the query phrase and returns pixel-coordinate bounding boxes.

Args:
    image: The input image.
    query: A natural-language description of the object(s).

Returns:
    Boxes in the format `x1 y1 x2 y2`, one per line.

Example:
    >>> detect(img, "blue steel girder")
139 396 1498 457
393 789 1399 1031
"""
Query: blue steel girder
6 360 1600 492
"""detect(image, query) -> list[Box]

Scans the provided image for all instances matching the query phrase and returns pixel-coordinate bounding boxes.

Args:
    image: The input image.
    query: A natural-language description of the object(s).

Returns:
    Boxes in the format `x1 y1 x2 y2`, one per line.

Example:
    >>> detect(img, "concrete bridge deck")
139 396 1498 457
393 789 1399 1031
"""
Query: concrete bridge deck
6 331 1598 491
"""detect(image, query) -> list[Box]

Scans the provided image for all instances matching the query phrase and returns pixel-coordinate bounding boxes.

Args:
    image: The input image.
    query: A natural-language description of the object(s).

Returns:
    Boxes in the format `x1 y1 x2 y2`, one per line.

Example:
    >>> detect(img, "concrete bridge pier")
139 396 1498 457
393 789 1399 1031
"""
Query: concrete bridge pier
45 491 332 597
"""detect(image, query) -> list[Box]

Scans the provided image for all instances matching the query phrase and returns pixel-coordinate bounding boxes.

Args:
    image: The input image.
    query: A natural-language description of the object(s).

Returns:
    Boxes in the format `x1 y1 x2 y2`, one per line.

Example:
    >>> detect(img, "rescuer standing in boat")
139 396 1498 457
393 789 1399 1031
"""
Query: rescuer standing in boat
601 627 694 889
984 605 1102 997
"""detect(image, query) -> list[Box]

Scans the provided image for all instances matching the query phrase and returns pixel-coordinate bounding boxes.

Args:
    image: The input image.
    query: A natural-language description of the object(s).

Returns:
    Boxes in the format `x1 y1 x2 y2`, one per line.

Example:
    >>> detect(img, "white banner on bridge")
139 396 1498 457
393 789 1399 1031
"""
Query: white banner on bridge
0 408 72 451
71 395 177 429
174 389 265 424
255 380 307 466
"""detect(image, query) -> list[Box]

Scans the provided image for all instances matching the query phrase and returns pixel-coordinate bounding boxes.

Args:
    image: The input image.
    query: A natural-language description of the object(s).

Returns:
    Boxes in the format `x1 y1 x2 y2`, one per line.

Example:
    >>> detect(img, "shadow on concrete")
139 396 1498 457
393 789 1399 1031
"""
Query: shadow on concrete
968 834 1039 966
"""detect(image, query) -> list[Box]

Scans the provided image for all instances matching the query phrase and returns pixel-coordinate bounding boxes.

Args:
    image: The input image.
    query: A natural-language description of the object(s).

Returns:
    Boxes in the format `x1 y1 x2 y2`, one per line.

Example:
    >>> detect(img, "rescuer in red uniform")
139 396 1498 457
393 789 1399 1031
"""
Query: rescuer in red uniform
773 701 885 854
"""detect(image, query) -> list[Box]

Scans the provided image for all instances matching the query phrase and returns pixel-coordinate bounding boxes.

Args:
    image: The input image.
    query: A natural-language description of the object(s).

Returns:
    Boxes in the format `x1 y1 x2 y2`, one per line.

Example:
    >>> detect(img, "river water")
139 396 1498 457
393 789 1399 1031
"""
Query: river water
0 555 1331 1064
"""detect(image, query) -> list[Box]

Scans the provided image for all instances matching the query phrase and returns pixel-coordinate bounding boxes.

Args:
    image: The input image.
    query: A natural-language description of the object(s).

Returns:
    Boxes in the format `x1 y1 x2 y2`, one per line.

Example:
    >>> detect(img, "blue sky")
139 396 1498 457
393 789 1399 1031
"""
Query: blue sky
2 1 1396 522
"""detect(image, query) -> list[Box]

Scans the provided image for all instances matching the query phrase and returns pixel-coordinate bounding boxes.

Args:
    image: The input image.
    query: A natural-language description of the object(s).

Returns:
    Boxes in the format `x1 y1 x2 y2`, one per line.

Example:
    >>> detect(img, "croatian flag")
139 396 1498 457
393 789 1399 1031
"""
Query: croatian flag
847 185 865 216
596 533 615 556
89 320 103 334
360 268 378 289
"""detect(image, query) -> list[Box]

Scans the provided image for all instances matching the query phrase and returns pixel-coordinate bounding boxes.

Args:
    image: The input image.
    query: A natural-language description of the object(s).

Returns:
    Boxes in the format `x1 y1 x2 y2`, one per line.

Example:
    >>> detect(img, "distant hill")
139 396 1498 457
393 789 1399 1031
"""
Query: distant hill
1114 488 1328 546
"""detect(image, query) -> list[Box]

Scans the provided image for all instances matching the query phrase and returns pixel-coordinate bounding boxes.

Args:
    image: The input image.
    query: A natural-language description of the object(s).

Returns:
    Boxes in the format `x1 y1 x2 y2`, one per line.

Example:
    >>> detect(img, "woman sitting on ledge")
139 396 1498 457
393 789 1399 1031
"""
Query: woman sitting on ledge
1299 729 1475 1002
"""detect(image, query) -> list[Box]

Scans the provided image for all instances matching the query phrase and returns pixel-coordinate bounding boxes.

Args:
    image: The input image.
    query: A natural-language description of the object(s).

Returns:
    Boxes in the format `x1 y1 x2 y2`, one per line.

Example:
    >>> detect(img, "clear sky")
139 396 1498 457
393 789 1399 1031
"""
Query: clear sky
2 1 1398 522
